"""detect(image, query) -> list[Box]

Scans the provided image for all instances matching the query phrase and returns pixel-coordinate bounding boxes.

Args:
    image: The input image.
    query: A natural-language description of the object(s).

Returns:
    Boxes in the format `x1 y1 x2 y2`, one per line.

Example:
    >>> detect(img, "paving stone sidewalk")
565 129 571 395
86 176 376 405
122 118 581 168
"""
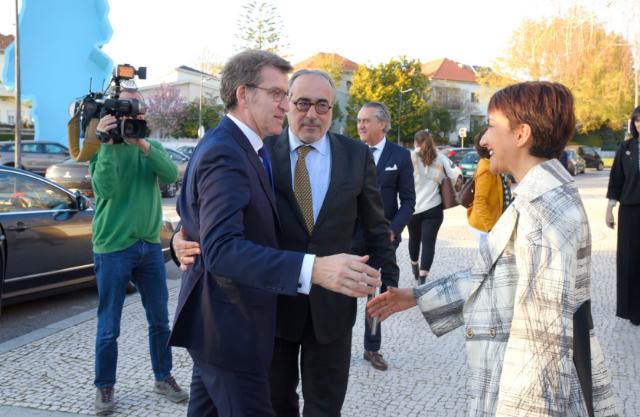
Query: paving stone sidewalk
0 184 638 416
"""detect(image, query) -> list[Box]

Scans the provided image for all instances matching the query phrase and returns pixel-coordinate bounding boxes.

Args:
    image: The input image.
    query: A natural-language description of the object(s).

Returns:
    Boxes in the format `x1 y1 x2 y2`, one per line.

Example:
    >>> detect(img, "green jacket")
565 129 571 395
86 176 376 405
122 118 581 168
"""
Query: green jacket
90 140 178 253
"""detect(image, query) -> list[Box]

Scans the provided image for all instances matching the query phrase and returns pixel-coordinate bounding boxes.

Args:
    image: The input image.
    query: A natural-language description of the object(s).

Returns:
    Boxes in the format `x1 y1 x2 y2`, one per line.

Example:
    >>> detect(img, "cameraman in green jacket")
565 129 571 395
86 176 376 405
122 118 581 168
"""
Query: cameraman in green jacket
90 87 187 415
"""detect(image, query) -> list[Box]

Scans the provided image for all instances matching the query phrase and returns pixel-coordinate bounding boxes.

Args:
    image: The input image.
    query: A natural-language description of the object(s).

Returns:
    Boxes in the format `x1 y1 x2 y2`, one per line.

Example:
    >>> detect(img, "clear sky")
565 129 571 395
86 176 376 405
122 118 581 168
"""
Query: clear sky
0 0 635 82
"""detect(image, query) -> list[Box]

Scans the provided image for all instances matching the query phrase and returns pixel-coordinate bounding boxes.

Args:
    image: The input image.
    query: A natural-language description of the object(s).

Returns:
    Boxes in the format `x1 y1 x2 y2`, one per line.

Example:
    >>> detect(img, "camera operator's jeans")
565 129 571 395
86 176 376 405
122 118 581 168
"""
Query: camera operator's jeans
93 240 172 388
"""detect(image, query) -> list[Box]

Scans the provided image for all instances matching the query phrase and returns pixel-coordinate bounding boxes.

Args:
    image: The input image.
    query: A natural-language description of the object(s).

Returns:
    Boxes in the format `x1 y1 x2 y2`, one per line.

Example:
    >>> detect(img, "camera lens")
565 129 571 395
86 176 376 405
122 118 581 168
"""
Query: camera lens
123 121 135 136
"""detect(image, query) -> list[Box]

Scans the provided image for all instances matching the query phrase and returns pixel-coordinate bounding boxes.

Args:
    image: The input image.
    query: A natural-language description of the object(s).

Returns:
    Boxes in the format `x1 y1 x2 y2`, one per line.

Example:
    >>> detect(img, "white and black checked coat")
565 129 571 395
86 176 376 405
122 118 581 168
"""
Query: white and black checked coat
415 159 618 417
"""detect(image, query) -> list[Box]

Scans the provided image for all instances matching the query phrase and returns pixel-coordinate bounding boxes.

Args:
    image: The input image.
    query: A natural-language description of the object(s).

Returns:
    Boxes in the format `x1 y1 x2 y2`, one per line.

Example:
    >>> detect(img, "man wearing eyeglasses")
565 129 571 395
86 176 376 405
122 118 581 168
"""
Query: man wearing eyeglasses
174 68 396 416
169 52 381 417
262 69 398 417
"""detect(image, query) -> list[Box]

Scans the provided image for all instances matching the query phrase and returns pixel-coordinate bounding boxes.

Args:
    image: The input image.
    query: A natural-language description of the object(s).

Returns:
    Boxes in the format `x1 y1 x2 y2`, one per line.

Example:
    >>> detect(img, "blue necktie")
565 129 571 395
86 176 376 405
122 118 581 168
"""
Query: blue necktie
258 146 275 195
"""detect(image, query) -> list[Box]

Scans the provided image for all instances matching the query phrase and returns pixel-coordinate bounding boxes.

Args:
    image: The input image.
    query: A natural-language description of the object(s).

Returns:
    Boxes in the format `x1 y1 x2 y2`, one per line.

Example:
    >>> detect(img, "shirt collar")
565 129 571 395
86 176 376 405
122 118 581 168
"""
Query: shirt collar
512 158 573 202
369 137 387 152
227 113 263 153
288 127 329 155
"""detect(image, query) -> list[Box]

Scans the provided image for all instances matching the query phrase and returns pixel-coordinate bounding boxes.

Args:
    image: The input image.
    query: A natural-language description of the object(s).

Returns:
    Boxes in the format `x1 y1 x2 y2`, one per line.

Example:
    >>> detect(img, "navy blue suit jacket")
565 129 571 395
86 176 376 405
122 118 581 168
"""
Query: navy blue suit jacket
169 116 304 373
374 140 415 237
352 140 415 283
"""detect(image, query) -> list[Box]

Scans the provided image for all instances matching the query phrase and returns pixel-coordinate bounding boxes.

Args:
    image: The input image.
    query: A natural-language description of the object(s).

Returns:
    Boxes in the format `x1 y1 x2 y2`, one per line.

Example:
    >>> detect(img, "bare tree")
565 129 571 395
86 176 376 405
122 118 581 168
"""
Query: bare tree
145 84 185 138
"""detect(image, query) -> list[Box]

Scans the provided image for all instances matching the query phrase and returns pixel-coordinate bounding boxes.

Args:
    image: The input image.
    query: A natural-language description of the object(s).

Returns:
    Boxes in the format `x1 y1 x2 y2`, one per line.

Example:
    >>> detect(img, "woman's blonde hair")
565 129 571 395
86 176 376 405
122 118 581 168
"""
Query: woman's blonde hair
414 130 437 166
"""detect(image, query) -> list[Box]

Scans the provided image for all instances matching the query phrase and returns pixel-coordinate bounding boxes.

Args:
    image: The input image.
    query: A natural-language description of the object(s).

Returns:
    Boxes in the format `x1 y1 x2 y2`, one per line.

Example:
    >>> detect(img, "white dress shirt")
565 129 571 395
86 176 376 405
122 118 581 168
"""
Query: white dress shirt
368 137 386 166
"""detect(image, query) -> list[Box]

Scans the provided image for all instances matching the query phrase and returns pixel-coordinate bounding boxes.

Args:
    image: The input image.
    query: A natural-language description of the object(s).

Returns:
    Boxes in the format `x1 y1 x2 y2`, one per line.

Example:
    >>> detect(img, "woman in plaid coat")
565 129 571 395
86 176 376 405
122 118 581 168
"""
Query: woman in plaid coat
368 81 618 417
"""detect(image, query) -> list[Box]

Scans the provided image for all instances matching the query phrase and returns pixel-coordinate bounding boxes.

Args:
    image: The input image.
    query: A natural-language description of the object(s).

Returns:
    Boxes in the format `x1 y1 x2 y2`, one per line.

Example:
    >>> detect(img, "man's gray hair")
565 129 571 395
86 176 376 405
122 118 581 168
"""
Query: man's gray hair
220 49 292 111
289 69 336 103
361 101 392 133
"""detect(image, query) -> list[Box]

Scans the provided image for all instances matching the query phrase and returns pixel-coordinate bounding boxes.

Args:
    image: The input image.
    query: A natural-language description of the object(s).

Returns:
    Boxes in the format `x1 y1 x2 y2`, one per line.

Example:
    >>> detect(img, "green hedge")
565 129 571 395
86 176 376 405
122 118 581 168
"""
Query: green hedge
572 127 626 151
0 134 35 141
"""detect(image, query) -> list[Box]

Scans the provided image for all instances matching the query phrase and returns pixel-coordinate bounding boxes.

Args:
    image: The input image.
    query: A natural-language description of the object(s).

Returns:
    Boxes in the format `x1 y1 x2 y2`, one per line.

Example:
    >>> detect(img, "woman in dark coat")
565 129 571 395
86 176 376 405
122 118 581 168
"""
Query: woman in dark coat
606 105 640 326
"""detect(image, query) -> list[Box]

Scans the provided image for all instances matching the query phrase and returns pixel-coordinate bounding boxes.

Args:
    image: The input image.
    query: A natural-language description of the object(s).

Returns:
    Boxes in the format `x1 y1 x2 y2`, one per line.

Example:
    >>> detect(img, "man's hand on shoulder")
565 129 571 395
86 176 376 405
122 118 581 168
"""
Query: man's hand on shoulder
311 254 381 297
174 228 201 271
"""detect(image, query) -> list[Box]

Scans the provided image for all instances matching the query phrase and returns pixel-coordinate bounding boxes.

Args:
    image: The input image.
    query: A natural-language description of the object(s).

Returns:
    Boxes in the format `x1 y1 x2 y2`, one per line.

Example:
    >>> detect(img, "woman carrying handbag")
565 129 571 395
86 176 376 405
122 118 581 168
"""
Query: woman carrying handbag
408 130 460 284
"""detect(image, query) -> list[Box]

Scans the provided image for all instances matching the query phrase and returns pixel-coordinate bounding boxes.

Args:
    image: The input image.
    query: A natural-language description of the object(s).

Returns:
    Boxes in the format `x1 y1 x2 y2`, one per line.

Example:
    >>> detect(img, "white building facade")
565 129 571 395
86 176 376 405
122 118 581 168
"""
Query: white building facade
423 58 495 145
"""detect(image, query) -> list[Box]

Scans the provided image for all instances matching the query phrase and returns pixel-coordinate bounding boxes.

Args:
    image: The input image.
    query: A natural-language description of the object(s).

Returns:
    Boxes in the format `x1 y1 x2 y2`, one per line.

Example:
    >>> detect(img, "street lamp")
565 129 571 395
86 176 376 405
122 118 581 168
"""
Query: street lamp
198 75 215 138
396 88 413 143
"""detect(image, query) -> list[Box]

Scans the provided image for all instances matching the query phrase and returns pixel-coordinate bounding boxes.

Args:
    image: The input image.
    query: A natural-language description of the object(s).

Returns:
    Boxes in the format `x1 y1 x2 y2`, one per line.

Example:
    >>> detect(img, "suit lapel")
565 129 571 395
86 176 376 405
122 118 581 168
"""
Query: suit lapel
222 117 278 216
314 133 344 231
271 130 309 233
376 141 393 180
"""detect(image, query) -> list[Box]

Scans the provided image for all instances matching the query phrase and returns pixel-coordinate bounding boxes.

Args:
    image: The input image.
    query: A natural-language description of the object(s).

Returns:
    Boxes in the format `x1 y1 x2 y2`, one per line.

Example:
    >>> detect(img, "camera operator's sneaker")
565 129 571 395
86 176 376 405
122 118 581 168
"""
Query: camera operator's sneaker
154 376 189 403
95 386 115 415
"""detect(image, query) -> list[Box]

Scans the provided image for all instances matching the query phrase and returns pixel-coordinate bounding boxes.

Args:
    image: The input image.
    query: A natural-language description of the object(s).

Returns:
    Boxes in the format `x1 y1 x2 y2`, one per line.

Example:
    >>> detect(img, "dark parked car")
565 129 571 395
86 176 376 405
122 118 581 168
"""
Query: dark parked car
561 149 586 176
568 145 604 171
45 147 188 198
0 140 70 175
0 166 174 308
458 150 480 181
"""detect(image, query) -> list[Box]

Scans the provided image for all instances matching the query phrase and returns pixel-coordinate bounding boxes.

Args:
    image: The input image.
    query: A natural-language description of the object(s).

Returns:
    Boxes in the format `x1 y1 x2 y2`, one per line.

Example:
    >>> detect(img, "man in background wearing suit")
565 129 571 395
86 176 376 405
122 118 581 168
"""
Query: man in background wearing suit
169 51 381 417
173 69 397 417
353 102 415 371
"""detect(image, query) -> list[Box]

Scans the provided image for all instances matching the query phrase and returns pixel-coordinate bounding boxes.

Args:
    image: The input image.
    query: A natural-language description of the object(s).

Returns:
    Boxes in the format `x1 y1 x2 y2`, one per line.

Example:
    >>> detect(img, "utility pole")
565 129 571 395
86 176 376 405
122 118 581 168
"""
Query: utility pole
14 0 22 169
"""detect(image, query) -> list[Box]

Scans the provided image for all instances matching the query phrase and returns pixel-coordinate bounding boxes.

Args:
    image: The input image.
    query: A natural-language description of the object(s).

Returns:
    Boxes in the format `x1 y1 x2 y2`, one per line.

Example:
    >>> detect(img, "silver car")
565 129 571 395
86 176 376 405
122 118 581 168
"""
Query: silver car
0 140 70 175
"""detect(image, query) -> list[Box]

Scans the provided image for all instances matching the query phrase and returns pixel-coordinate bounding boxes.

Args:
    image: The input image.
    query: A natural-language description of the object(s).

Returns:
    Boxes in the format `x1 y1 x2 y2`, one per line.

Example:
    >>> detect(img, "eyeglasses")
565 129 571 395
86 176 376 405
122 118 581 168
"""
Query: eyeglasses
292 99 332 115
246 84 289 103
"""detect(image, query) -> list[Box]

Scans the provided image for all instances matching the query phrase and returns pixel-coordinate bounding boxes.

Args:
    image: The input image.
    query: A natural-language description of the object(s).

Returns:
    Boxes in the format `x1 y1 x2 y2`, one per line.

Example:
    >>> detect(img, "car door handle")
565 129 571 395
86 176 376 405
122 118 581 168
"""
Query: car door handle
7 222 29 232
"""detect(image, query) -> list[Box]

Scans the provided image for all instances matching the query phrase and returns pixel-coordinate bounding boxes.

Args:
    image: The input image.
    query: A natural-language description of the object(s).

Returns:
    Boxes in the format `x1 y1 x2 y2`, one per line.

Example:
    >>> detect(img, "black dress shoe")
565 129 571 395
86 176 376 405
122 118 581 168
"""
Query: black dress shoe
363 351 388 371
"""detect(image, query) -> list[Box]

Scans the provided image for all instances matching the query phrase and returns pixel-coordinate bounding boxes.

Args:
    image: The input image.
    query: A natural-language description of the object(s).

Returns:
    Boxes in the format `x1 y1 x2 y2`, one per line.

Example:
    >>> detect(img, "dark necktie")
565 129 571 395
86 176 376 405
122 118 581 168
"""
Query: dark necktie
369 146 377 164
294 146 314 234
258 147 274 194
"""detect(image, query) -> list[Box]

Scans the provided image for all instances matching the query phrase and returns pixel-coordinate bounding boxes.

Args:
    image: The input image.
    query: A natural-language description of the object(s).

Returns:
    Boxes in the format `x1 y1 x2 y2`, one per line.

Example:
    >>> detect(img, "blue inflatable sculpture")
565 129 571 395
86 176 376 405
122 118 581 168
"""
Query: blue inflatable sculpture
2 0 113 143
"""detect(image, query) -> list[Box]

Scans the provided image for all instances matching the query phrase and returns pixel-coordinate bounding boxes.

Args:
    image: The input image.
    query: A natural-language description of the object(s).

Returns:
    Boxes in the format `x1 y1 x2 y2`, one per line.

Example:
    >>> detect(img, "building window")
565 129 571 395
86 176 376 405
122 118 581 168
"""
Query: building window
433 87 463 110
7 112 16 125
470 92 479 103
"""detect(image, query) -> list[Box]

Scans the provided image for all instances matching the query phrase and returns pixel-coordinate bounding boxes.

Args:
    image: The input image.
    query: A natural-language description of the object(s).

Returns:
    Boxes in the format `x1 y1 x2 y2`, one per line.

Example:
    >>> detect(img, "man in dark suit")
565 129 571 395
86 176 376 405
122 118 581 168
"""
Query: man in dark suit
266 71 398 417
174 69 397 417
353 102 415 371
169 51 381 417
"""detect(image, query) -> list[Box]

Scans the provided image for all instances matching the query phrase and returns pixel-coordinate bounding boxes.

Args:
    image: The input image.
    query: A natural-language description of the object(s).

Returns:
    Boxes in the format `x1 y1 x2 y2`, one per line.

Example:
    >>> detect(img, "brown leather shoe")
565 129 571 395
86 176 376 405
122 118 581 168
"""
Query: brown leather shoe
363 350 388 371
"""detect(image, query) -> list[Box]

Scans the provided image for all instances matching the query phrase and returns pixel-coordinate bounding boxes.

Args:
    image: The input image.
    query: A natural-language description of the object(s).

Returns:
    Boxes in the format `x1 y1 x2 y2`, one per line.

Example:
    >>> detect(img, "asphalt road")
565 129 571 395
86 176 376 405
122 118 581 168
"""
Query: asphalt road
0 197 181 344
0 170 611 344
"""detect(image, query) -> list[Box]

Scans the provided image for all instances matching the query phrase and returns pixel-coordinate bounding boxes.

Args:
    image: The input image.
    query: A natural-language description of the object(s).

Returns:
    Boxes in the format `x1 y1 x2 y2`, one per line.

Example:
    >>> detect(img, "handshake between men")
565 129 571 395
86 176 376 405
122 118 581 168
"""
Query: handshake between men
173 229 381 298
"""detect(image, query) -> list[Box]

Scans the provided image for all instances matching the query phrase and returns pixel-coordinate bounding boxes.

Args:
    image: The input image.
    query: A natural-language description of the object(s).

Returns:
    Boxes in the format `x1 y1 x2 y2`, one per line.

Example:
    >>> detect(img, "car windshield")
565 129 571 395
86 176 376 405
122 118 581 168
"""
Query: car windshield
461 151 479 164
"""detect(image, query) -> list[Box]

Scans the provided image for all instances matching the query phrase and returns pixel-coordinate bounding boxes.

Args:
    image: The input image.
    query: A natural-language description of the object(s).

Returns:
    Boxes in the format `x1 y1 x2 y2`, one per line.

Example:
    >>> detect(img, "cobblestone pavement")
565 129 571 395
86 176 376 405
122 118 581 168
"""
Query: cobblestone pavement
0 172 638 416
